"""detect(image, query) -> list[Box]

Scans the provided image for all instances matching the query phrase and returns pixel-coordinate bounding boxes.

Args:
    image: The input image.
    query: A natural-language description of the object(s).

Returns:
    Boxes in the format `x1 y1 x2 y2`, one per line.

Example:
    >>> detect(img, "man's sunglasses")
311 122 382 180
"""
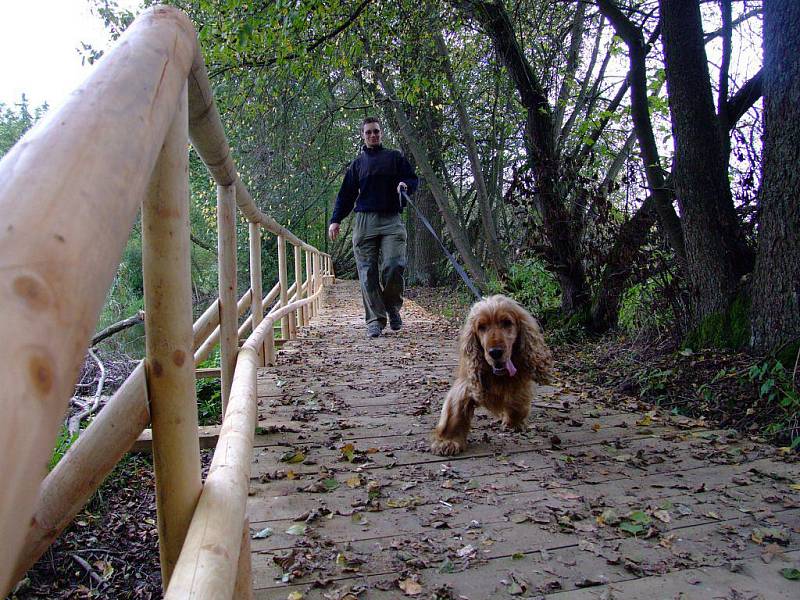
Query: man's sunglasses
364 128 381 135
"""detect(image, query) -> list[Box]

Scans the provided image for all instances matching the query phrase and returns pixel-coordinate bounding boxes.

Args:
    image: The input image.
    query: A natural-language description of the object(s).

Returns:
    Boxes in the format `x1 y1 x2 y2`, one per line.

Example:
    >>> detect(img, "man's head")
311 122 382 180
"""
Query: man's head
361 116 382 148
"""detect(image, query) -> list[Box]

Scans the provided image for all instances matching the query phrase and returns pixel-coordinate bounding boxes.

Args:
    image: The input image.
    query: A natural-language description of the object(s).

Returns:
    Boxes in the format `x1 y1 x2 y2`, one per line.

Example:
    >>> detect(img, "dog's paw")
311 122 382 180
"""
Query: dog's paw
501 418 528 432
430 438 466 456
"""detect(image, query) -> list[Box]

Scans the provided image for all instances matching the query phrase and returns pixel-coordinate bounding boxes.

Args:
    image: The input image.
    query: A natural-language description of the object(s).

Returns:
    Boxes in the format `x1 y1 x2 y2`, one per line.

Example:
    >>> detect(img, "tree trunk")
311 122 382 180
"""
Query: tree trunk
590 196 659 332
659 0 752 321
408 185 443 286
372 68 488 286
750 0 800 354
434 30 507 277
452 0 590 315
598 0 685 260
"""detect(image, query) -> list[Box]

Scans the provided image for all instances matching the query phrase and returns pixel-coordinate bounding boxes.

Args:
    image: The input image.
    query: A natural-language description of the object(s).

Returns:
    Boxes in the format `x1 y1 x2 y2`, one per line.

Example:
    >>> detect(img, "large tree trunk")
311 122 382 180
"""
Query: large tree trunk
750 0 800 354
659 0 752 321
407 185 443 286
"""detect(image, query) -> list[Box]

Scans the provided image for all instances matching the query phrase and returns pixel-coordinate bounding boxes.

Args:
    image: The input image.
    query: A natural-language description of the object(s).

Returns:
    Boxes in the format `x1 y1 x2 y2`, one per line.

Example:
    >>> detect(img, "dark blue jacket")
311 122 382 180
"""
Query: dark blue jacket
330 145 419 224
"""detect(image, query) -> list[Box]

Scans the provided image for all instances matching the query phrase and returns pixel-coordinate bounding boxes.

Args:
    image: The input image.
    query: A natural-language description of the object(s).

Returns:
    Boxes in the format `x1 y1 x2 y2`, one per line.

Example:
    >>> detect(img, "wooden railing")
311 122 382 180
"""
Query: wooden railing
0 6 334 597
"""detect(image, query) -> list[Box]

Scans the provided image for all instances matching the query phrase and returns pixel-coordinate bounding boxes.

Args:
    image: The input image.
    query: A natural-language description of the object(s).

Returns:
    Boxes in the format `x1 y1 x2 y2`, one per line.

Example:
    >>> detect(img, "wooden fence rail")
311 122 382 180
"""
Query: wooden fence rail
0 5 333 597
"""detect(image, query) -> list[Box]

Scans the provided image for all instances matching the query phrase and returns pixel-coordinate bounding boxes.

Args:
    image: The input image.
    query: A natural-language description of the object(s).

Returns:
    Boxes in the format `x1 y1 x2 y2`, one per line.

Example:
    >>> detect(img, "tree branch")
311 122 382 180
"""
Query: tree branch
723 68 763 130
91 310 145 347
209 0 372 78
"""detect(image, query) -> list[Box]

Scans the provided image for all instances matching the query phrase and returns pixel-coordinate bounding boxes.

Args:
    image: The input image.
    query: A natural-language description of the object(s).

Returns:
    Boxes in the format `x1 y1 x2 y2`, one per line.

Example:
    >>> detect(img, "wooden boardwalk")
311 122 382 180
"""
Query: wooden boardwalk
246 281 800 599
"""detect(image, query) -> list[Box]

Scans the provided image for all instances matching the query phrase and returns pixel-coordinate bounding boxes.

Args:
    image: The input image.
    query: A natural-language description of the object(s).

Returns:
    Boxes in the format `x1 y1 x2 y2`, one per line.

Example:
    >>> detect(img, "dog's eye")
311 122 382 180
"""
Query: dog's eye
477 323 488 332
501 319 513 328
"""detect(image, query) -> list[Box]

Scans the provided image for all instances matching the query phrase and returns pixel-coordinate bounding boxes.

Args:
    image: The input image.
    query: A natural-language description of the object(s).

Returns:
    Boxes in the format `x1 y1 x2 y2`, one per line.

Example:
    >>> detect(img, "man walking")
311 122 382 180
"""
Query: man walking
328 117 418 338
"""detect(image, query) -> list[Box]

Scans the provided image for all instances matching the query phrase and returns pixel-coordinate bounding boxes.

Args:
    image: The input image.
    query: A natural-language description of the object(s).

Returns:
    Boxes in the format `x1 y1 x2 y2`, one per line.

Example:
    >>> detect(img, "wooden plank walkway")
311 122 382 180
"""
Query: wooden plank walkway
246 281 800 599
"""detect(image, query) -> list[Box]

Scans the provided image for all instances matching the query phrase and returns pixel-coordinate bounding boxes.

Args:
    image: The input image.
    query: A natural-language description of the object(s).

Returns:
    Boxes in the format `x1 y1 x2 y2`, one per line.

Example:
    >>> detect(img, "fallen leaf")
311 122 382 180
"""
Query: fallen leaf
398 578 423 595
322 478 340 491
351 513 369 526
285 524 307 536
457 544 476 558
346 475 364 488
510 513 529 524
597 508 620 526
780 567 800 580
280 450 306 464
761 543 786 563
252 527 272 539
652 509 671 523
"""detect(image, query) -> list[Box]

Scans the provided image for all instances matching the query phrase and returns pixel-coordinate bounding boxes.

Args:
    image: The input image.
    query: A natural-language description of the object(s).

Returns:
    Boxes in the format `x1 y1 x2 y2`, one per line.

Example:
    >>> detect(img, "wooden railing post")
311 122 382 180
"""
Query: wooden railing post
288 254 297 340
217 184 238 417
293 244 304 330
305 249 314 320
248 222 264 366
277 235 289 340
141 82 202 590
265 325 276 366
313 252 321 315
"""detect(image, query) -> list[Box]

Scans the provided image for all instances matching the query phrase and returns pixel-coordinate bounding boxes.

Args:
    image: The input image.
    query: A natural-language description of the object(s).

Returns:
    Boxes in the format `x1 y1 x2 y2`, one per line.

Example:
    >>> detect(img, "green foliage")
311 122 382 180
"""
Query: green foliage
196 349 222 425
0 95 48 157
618 279 675 335
748 360 800 448
637 368 674 399
684 295 750 350
489 258 560 318
196 378 223 425
49 425 78 471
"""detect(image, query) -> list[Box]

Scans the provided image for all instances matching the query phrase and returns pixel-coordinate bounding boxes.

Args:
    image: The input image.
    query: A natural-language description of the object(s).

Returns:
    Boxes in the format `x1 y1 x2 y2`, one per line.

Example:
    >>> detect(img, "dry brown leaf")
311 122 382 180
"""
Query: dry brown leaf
398 578 423 595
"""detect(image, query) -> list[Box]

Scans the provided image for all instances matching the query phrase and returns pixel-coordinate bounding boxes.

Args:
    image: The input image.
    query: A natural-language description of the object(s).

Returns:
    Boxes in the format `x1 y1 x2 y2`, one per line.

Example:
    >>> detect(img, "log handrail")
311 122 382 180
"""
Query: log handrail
0 5 333 596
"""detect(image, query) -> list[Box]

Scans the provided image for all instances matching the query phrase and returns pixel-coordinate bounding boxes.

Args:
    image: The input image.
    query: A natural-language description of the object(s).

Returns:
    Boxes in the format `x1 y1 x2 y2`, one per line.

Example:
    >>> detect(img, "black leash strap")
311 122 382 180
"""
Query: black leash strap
400 190 483 301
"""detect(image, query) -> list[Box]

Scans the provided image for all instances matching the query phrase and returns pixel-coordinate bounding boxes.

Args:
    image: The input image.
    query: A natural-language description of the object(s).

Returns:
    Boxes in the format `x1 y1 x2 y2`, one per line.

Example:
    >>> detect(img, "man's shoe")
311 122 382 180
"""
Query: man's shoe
388 310 402 331
367 323 382 338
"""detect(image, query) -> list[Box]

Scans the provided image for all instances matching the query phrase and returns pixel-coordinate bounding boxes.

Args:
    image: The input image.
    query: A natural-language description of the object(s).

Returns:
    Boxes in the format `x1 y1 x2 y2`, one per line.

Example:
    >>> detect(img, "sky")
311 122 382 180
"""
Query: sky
0 0 142 109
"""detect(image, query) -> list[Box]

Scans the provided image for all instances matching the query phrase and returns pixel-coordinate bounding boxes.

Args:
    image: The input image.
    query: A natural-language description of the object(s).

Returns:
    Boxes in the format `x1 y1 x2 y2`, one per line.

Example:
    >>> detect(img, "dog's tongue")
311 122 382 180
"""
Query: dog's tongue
493 359 517 377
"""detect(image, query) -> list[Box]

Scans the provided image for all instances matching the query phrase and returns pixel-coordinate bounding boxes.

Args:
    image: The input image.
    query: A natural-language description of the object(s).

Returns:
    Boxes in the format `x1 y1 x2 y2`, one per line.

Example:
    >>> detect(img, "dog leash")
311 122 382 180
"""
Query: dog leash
400 190 483 301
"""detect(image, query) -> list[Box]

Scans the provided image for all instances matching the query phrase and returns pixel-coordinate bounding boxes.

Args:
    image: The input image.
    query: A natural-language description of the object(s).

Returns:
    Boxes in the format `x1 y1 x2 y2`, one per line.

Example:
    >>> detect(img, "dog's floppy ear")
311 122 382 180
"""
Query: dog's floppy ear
512 303 553 384
460 307 484 374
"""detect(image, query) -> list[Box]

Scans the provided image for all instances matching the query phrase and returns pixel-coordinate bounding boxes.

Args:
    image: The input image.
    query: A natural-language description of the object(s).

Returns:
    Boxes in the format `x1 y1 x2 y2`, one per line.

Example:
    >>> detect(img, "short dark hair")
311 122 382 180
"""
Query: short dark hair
362 116 380 130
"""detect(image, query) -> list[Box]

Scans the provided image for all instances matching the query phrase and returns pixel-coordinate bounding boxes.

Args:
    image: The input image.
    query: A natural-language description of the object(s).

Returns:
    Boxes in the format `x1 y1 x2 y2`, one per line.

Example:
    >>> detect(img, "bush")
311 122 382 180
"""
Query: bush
748 360 800 448
489 258 560 320
196 378 223 425
618 279 676 335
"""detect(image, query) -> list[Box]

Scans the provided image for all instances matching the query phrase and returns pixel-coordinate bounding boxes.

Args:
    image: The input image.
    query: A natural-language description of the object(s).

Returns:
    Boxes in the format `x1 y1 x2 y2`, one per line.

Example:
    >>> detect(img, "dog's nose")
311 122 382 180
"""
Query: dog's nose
488 347 503 360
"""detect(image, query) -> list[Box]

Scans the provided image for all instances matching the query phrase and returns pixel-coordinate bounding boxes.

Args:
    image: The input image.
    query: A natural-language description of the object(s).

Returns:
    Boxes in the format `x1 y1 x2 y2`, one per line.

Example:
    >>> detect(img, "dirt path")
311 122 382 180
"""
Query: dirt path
246 280 800 599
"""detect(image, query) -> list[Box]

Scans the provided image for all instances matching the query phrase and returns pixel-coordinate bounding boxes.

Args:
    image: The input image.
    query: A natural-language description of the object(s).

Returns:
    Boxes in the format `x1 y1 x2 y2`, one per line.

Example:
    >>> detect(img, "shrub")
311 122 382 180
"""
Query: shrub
748 360 800 448
618 279 676 335
489 258 560 320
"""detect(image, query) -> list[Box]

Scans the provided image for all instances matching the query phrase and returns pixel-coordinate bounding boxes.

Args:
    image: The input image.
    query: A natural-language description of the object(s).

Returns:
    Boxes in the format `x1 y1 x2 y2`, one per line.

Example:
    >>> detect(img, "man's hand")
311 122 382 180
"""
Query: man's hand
328 222 340 241
397 181 408 194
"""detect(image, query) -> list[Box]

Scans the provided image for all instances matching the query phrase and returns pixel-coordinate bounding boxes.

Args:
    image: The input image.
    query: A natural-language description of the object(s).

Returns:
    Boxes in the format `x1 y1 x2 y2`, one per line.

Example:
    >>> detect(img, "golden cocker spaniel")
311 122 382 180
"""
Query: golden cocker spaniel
431 295 553 456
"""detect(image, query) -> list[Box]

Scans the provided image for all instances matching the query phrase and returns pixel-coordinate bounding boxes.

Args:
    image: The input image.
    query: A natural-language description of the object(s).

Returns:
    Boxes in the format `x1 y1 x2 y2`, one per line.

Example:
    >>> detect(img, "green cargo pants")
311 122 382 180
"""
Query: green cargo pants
352 212 407 328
